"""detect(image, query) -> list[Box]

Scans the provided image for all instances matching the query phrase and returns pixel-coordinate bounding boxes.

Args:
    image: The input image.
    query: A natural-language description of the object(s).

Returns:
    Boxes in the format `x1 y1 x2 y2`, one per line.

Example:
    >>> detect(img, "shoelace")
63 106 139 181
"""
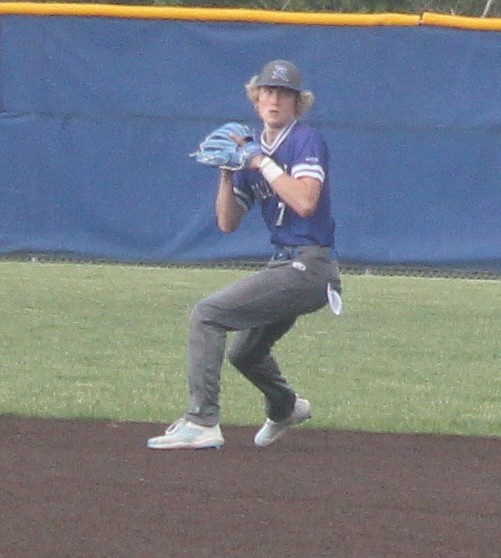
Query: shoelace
166 418 185 433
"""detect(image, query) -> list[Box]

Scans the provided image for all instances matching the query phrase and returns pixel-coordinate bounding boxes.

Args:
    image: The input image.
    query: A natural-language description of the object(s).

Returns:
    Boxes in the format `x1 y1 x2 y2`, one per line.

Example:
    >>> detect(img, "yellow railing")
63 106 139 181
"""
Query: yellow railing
0 3 500 31
421 11 501 30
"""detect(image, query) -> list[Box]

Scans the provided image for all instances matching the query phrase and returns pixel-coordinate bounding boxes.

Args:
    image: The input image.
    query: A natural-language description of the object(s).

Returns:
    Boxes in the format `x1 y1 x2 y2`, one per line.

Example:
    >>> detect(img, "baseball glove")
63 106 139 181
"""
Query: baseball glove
191 122 262 171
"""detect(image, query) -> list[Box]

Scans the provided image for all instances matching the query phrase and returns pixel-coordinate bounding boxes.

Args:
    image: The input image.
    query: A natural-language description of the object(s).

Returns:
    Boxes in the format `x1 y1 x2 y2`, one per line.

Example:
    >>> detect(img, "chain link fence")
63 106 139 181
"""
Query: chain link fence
2 253 499 280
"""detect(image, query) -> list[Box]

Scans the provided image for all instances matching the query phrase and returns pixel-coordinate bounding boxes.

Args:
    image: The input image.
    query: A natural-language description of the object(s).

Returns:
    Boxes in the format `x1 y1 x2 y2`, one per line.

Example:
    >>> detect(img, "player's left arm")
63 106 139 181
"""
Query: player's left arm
264 169 321 218
249 154 322 218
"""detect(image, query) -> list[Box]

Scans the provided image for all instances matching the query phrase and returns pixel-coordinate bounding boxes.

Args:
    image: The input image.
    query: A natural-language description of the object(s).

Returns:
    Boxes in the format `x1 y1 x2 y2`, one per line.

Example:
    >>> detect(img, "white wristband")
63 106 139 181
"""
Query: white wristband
259 157 284 183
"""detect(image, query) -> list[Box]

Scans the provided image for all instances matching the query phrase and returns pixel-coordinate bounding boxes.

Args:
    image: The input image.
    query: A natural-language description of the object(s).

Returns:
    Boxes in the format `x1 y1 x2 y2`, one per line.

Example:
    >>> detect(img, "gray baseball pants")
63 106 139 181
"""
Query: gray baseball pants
185 246 341 426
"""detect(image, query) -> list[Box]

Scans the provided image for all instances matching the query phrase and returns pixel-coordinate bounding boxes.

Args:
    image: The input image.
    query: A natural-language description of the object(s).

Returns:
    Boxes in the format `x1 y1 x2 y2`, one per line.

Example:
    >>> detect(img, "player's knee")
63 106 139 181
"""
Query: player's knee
228 345 267 374
227 346 251 371
190 299 216 327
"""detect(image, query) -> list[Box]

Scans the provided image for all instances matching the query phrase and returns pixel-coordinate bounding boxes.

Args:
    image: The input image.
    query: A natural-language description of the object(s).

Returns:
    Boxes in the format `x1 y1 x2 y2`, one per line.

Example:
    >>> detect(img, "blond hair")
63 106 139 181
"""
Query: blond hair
245 75 315 118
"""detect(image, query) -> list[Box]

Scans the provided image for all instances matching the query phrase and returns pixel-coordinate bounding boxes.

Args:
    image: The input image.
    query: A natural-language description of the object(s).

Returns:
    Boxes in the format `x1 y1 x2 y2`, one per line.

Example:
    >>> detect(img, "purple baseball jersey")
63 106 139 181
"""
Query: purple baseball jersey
232 120 335 248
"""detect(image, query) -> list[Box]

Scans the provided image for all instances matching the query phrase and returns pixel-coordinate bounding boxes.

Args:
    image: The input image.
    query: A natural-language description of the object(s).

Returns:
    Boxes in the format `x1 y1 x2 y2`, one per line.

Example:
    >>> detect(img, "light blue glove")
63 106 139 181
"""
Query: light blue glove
191 122 261 171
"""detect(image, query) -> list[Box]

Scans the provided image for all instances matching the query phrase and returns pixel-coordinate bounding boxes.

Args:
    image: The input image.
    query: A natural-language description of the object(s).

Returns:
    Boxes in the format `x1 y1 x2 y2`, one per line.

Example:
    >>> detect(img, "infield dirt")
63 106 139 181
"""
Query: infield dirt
1 416 500 558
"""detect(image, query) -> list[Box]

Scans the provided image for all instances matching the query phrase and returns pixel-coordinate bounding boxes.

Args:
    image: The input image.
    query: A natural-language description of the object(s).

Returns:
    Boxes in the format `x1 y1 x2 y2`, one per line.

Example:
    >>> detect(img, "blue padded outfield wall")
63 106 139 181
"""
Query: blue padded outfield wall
0 7 500 270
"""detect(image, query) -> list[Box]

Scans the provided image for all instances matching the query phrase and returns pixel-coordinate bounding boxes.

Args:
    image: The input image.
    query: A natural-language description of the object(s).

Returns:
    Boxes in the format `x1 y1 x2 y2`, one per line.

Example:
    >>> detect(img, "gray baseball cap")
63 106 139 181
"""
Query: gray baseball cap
255 60 302 92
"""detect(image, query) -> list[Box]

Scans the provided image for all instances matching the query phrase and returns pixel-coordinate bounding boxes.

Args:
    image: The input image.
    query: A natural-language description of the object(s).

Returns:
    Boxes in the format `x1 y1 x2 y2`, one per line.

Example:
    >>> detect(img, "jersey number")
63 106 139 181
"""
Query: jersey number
275 201 286 227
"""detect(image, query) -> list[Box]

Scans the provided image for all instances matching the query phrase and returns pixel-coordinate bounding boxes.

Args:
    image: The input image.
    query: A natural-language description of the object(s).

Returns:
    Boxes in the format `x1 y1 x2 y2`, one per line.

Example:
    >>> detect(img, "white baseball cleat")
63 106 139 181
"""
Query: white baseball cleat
254 398 312 447
147 418 224 450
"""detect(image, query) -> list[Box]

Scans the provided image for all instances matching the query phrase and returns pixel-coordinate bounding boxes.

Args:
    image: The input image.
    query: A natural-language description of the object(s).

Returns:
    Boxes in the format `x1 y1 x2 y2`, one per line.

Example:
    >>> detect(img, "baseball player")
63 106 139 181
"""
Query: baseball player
147 59 341 450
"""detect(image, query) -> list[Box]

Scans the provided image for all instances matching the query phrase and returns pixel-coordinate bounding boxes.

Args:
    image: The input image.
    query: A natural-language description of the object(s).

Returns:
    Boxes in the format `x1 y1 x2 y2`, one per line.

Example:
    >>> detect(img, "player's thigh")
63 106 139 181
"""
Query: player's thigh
199 264 326 328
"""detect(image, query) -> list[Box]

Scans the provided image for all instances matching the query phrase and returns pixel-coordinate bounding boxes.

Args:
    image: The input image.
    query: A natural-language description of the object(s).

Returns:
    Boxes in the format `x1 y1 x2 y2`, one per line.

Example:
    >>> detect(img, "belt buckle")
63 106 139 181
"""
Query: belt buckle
273 245 296 261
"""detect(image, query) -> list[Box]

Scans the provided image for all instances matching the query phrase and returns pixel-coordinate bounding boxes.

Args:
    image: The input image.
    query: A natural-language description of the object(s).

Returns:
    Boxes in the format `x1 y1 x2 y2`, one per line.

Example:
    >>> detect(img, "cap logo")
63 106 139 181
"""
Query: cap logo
271 64 291 83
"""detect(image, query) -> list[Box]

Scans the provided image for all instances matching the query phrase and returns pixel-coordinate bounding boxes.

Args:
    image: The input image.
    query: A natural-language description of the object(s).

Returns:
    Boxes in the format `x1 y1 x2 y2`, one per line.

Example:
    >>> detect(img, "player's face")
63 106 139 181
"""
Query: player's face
257 86 298 129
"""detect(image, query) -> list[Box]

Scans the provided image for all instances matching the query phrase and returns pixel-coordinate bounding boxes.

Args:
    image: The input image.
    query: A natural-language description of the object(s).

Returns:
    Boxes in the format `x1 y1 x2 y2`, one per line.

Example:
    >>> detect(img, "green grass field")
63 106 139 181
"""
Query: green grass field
1 260 499 436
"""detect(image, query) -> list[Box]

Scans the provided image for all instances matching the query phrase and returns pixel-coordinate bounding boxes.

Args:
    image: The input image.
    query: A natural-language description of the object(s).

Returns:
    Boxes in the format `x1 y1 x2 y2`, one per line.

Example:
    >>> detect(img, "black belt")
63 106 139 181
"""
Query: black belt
272 245 300 261
271 244 331 262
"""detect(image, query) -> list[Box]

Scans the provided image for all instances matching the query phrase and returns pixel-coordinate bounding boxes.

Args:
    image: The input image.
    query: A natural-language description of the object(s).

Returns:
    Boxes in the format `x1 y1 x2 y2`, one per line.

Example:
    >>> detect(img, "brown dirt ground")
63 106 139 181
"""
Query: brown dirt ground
1 416 500 558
